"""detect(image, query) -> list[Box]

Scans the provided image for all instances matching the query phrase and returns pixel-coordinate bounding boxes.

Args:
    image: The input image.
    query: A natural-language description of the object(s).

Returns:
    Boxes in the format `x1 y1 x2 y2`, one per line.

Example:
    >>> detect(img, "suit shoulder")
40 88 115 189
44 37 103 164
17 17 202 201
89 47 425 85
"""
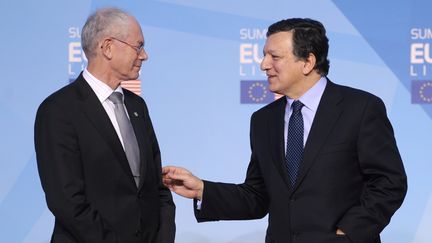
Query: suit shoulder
252 96 285 118
37 81 79 111
336 83 380 101
331 82 388 116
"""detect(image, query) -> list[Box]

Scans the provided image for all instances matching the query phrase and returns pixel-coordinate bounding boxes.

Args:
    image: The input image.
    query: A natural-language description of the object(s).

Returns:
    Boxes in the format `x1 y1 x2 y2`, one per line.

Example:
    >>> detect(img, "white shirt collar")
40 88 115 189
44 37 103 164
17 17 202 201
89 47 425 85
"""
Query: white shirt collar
286 76 327 112
83 68 124 103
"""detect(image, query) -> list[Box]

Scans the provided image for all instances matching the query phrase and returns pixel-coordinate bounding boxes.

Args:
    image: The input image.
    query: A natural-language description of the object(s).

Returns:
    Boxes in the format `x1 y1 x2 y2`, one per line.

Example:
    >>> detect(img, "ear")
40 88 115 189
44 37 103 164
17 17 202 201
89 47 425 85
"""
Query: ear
100 38 113 59
302 53 316 75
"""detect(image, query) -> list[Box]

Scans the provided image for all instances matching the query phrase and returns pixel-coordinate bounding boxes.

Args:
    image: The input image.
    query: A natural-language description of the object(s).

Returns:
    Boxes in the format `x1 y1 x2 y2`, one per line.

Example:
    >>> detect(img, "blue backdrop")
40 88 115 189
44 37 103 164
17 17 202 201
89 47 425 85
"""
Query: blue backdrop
1 0 431 242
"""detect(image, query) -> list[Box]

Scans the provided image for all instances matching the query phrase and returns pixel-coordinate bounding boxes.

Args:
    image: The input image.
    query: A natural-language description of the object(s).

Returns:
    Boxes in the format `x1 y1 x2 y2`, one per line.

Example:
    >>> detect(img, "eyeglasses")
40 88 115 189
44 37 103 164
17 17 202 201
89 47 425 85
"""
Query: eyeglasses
109 37 145 55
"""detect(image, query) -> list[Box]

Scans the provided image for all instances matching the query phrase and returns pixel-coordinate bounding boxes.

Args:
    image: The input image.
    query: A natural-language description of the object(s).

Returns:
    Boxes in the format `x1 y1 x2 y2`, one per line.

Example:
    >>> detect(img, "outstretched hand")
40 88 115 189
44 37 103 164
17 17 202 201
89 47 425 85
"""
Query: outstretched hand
162 166 204 200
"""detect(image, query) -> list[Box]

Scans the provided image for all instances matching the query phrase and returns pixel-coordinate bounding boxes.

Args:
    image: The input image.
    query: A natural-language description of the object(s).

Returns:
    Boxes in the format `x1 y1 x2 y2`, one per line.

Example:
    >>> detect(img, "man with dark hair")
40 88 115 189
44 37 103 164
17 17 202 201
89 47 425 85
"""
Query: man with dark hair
35 8 175 243
163 18 407 243
266 18 330 76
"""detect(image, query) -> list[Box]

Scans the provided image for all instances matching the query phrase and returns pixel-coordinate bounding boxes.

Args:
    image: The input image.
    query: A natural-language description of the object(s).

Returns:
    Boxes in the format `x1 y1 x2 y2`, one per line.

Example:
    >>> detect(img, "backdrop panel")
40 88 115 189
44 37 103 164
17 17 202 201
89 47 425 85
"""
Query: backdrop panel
0 0 431 242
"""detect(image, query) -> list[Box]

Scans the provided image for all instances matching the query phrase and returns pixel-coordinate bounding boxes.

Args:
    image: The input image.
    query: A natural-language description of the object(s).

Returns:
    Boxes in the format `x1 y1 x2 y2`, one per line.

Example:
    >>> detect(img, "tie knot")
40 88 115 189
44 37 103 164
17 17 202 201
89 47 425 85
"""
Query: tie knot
108 92 124 105
291 100 304 113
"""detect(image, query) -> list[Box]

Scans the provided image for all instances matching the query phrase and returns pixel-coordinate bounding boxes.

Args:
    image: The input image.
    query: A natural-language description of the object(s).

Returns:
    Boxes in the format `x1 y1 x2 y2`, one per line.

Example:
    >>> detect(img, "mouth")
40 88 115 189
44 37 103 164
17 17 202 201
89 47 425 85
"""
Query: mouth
267 74 277 80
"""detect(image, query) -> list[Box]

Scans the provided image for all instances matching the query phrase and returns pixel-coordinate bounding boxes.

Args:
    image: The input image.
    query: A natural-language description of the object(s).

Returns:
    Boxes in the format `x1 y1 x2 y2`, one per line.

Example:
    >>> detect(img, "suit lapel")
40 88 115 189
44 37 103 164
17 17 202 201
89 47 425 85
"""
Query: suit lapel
268 97 293 189
75 75 136 187
124 92 149 190
291 81 343 193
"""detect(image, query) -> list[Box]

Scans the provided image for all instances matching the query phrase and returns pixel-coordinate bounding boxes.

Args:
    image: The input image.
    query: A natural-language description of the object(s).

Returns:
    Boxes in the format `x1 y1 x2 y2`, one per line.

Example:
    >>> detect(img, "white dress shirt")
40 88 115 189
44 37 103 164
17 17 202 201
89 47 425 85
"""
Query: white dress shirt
82 68 129 149
284 77 327 151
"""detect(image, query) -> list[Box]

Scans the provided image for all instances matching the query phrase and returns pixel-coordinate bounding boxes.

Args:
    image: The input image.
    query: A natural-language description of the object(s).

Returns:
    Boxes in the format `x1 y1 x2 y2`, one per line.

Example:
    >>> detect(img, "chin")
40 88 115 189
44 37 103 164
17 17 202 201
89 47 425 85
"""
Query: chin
129 73 139 80
268 85 279 93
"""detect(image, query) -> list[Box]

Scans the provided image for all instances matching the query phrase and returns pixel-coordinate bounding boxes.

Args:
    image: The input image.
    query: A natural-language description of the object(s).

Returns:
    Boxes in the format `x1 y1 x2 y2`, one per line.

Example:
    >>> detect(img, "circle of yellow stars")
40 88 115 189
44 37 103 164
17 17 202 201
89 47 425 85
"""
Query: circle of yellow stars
248 82 268 102
419 81 432 103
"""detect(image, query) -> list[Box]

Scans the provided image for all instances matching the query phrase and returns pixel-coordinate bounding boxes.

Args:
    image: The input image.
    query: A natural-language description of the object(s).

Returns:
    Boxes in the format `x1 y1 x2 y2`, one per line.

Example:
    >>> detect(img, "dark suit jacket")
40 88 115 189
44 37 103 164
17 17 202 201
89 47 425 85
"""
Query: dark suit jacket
195 80 407 243
35 74 175 243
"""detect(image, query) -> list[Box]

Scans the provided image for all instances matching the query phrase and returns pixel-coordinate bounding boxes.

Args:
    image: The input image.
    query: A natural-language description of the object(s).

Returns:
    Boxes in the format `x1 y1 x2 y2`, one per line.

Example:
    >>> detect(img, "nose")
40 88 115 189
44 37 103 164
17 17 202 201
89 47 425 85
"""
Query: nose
260 55 270 71
139 49 148 61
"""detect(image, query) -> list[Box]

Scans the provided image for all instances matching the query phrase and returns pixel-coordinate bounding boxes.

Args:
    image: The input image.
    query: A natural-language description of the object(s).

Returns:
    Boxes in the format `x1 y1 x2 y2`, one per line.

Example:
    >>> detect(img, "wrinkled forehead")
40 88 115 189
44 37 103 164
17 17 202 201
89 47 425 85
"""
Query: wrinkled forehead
263 31 293 52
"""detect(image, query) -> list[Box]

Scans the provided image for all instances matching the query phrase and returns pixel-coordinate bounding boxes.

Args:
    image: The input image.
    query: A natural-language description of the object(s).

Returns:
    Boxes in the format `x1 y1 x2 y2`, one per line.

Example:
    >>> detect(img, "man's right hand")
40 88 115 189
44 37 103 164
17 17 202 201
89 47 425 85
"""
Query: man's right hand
162 166 204 200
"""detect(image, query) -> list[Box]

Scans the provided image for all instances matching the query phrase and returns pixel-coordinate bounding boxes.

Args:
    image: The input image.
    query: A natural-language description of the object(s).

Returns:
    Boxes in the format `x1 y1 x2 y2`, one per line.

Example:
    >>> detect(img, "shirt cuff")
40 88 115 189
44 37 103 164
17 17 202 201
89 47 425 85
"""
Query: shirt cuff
196 199 202 210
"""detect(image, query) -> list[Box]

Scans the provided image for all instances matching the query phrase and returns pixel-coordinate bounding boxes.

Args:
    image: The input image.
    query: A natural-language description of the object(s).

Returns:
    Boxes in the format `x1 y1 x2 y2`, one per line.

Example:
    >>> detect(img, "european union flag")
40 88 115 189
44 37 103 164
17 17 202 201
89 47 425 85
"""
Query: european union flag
240 80 275 104
412 81 432 104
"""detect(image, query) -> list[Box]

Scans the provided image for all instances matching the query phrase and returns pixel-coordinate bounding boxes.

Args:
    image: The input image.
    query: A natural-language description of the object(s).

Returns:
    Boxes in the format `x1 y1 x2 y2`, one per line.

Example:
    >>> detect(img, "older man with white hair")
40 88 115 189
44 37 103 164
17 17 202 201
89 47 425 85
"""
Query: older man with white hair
35 8 175 243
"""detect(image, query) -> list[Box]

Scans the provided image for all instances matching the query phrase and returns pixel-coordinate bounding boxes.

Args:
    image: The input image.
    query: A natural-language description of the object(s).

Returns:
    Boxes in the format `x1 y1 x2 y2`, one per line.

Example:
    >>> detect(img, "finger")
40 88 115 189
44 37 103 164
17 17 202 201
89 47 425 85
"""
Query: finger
336 229 345 235
163 166 193 176
171 185 195 199
167 172 192 181
162 178 173 186
163 166 186 177
162 166 175 174
163 177 185 187
163 168 188 179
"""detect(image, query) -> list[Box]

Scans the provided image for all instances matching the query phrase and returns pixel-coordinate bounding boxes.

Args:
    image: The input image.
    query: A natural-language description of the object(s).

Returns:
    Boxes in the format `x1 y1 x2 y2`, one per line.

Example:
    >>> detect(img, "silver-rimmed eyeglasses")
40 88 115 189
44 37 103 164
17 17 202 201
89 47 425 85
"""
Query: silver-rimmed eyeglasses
109 37 144 55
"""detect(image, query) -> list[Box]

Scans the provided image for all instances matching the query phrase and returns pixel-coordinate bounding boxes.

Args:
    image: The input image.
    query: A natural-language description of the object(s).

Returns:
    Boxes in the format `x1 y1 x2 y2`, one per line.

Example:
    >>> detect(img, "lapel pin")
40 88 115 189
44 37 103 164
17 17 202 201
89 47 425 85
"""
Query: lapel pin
133 112 139 117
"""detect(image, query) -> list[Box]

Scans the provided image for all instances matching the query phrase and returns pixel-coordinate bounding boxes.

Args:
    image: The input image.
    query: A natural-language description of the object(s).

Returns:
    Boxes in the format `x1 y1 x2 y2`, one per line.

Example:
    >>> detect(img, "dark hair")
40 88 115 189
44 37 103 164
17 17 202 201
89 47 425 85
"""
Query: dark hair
267 18 330 76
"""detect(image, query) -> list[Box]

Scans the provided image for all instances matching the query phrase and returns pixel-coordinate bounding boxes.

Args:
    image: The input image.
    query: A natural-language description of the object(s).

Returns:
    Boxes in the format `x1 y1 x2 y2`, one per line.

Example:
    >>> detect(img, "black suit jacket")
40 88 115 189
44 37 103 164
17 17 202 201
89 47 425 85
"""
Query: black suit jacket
195 80 407 243
35 74 175 243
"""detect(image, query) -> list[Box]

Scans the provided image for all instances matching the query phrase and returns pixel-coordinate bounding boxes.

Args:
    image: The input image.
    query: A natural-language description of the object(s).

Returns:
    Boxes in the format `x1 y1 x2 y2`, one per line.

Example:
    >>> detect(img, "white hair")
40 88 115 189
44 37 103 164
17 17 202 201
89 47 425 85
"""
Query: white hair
81 8 130 59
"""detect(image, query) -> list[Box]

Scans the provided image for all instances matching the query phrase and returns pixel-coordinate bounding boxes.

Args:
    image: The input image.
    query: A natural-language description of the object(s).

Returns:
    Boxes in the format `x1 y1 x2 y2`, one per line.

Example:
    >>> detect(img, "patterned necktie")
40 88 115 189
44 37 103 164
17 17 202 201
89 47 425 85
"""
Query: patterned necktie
108 92 141 186
285 100 304 186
